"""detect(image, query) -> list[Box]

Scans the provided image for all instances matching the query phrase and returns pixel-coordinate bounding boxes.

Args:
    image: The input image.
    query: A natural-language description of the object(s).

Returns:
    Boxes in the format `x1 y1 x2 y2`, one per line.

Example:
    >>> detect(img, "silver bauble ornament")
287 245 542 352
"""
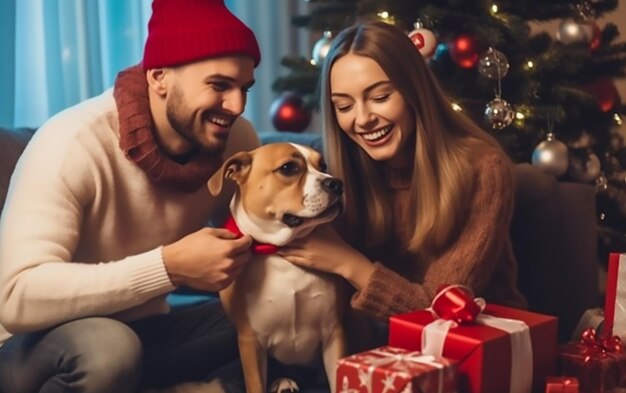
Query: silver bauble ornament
568 153 601 182
556 19 595 45
478 47 510 79
531 133 569 176
484 98 514 129
312 31 333 66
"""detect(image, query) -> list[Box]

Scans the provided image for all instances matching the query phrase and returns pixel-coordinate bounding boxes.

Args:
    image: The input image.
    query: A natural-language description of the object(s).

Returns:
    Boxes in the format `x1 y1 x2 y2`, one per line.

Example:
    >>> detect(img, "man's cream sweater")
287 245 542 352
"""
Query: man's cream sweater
0 89 259 345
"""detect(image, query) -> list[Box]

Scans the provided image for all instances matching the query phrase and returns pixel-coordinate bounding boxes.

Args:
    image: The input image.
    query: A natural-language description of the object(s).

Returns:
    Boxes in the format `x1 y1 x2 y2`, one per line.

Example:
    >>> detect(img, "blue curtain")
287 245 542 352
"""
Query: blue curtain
0 0 17 128
2 0 151 128
0 0 310 132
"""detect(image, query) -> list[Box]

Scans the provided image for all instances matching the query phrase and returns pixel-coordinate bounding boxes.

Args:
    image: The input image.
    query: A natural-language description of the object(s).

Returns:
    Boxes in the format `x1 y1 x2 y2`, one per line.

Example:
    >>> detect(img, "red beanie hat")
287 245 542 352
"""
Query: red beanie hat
142 0 261 70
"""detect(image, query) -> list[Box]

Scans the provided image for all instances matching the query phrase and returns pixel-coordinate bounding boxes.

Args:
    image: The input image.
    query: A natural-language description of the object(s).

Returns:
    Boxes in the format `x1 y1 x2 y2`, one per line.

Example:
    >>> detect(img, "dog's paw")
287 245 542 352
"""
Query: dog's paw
269 378 299 393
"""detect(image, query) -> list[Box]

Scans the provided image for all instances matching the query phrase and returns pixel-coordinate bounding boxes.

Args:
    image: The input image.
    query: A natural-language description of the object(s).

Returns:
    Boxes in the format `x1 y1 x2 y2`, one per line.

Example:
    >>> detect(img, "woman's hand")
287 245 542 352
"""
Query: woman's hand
278 225 375 290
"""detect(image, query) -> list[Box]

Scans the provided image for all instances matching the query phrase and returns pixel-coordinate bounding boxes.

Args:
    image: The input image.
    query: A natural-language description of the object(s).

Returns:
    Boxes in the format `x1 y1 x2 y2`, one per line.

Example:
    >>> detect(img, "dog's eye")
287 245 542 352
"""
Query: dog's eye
319 161 327 172
278 162 301 177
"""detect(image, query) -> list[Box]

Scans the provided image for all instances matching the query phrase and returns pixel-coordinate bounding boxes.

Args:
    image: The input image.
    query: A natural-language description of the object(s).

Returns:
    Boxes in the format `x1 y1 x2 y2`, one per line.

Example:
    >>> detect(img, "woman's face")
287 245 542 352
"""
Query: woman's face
329 53 415 168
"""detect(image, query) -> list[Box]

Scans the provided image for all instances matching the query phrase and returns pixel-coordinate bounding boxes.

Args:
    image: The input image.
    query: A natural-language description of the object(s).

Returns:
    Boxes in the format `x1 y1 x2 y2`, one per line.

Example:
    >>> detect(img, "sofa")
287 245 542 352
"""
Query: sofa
0 126 599 342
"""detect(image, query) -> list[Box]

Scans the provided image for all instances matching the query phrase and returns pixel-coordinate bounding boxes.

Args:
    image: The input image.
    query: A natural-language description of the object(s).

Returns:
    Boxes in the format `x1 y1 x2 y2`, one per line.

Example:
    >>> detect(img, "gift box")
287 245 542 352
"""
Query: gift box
605 253 626 341
545 377 579 393
389 286 558 393
559 329 626 393
336 345 458 393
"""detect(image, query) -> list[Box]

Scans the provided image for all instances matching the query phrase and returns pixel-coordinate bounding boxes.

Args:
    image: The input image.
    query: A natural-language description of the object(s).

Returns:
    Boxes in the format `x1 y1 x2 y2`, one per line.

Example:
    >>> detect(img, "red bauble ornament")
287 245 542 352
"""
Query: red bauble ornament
590 22 602 51
584 78 620 112
449 34 479 69
270 93 312 132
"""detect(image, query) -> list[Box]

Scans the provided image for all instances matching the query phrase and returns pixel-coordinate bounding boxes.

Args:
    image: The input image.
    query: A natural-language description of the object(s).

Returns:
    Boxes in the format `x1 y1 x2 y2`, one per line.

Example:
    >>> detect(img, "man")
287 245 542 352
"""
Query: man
0 0 261 391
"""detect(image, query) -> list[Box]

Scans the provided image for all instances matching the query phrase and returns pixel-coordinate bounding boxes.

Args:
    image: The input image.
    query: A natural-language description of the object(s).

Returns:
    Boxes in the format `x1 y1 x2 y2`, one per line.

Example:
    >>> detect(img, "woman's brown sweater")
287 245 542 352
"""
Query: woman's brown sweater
350 151 528 321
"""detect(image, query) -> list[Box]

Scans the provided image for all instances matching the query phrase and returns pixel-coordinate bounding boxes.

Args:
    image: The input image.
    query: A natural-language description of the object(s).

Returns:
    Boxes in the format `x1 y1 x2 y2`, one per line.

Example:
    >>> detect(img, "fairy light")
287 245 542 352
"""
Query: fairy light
614 113 623 126
491 4 499 14
526 60 535 69
451 102 463 112
377 11 395 24
515 112 525 120
310 59 317 66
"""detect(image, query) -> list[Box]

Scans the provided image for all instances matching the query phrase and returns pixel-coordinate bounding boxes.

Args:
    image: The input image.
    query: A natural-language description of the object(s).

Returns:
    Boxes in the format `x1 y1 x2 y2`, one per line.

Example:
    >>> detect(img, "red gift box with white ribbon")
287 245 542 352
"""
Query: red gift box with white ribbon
544 377 579 393
389 285 558 393
604 253 626 341
336 345 458 393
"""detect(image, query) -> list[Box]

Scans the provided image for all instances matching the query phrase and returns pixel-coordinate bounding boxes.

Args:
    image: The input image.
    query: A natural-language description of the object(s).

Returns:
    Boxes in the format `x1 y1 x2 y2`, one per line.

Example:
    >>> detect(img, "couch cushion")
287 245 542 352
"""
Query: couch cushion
511 167 598 342
0 127 36 211
258 131 322 153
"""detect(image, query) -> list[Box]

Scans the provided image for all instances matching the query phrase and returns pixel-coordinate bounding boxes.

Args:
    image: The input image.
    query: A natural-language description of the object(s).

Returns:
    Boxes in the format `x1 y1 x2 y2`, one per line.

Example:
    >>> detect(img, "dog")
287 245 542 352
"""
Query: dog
206 142 347 393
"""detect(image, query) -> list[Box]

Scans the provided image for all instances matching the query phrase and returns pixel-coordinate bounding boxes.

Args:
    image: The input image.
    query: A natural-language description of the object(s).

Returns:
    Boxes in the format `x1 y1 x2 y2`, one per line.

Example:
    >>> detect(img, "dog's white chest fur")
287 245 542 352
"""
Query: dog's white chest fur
235 253 341 365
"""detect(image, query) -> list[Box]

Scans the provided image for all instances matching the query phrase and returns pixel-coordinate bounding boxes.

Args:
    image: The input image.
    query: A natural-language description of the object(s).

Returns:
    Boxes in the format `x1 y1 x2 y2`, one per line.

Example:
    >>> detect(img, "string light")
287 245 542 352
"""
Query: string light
377 11 395 24
525 60 535 69
491 4 499 14
513 107 530 127
309 59 316 66
614 113 623 126
451 102 463 112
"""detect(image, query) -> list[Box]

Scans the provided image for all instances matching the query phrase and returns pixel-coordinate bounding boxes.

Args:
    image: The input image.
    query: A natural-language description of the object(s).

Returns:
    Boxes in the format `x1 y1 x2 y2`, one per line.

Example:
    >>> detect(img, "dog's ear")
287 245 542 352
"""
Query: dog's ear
208 151 253 196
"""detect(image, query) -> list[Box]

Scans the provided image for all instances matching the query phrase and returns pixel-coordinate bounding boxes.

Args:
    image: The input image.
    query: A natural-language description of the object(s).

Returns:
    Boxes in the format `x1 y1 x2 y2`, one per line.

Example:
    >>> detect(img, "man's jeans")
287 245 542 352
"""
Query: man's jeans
0 300 239 393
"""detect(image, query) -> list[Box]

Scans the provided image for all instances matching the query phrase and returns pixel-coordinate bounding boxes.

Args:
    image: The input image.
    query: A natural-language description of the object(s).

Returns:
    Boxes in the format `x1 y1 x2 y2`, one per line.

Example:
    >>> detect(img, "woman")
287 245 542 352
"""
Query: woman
279 21 527 330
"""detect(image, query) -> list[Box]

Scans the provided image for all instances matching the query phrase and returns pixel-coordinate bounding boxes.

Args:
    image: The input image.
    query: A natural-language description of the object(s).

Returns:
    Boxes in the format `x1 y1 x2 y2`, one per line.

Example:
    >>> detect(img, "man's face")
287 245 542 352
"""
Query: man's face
165 56 255 155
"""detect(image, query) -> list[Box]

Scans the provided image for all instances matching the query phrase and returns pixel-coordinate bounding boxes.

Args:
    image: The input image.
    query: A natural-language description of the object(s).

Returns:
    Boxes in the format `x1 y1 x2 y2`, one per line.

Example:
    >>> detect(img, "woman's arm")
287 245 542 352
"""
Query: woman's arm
351 153 515 320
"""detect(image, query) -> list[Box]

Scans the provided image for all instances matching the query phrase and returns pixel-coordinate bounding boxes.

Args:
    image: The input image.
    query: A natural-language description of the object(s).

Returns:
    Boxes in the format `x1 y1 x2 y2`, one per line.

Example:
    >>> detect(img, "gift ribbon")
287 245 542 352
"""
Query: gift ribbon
578 327 623 360
421 284 533 393
355 347 444 393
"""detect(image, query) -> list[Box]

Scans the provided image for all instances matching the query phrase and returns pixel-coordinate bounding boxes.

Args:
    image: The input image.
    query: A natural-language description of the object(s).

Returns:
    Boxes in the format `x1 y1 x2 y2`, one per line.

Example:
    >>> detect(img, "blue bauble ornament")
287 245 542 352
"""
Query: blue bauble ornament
432 42 449 62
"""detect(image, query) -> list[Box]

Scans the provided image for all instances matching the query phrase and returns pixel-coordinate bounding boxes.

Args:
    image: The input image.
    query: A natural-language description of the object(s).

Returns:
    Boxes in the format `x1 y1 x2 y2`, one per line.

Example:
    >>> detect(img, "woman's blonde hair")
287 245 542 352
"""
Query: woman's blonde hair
320 21 505 258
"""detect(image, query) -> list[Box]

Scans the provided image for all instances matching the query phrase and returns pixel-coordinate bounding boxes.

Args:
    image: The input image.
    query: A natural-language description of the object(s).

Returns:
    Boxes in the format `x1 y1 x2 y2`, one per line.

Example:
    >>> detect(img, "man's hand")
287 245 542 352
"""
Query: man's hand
162 227 252 292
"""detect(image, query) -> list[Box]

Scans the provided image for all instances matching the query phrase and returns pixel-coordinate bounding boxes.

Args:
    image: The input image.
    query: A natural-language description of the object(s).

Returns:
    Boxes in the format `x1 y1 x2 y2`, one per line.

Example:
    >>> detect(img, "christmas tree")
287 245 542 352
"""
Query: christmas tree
272 0 626 263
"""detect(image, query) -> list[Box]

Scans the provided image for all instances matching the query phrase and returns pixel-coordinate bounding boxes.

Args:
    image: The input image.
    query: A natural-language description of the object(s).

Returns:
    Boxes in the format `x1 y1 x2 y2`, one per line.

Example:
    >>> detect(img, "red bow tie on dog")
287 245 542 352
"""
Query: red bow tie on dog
222 215 280 255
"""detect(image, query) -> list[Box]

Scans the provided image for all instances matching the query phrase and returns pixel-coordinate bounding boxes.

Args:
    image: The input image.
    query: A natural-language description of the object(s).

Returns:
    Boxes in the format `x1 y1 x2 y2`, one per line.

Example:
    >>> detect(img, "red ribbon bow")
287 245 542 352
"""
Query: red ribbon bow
430 284 486 324
579 327 623 360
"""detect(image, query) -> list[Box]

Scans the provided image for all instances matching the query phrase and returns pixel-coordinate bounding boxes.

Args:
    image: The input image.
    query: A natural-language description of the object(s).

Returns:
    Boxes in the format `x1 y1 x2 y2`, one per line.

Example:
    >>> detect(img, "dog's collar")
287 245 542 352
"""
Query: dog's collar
223 215 281 255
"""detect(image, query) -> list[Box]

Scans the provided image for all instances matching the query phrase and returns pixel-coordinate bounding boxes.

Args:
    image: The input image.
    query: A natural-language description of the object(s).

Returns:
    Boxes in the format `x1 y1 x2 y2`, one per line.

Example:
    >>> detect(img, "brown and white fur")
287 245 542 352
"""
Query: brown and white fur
207 142 347 393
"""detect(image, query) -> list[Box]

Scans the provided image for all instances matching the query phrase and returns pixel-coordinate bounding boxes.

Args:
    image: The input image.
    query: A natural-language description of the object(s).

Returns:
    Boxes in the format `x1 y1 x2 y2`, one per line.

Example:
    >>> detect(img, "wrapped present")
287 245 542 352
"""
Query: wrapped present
389 285 558 393
605 253 626 341
336 345 458 393
545 377 579 393
571 308 604 342
559 328 626 393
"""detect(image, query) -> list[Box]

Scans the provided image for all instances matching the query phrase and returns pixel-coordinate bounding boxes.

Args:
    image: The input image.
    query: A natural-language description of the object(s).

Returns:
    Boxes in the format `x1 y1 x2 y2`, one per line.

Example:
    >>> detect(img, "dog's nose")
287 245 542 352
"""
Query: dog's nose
322 178 343 195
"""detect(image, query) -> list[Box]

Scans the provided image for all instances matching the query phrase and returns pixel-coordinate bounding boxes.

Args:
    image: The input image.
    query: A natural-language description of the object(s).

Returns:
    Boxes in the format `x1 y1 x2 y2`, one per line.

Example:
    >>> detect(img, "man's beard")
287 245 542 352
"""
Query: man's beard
166 86 225 155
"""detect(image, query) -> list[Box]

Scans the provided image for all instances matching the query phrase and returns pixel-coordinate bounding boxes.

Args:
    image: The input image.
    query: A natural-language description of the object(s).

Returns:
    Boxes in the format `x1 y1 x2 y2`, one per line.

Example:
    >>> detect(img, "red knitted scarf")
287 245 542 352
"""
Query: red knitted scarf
113 64 222 193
